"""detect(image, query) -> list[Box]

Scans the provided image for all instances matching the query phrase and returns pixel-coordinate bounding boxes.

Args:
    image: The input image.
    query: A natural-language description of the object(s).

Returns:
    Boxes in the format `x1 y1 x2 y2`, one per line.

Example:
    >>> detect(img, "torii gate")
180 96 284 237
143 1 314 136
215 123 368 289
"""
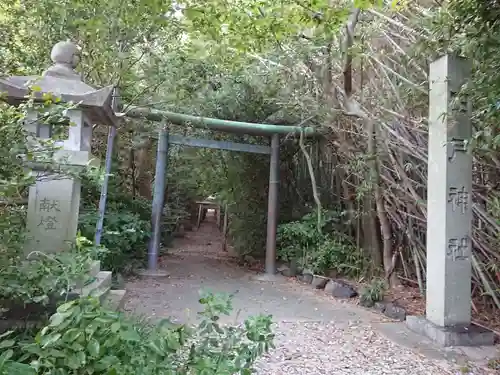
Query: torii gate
122 106 317 280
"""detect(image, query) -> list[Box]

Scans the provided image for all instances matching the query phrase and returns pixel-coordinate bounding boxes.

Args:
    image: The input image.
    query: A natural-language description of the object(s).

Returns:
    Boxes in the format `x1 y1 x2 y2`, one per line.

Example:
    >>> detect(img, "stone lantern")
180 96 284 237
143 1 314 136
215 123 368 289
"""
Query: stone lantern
0 41 117 254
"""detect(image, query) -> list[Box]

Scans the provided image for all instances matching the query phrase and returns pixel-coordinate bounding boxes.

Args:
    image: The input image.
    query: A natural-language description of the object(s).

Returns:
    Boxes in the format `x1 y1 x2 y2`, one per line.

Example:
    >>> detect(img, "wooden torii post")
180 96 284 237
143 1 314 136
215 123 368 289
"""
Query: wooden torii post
195 199 220 229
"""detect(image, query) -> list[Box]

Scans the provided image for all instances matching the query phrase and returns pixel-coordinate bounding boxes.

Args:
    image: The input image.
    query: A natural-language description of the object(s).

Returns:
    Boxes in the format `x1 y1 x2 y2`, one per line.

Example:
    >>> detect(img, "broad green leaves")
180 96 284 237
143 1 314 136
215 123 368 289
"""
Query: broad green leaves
0 294 274 374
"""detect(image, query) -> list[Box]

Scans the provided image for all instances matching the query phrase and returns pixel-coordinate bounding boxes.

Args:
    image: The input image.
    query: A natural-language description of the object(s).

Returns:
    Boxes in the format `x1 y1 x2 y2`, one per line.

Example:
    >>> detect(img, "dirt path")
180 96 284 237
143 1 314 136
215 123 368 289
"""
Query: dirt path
124 218 493 375
124 219 377 325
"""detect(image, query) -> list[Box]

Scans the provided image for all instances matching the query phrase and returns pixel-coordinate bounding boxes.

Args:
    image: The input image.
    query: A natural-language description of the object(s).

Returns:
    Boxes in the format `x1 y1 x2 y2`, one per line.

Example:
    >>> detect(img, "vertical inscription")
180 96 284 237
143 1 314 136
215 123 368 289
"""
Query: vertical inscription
450 90 469 115
446 236 470 261
37 198 60 231
448 89 469 163
37 216 58 230
448 186 469 214
446 90 472 262
39 198 60 212
447 138 467 162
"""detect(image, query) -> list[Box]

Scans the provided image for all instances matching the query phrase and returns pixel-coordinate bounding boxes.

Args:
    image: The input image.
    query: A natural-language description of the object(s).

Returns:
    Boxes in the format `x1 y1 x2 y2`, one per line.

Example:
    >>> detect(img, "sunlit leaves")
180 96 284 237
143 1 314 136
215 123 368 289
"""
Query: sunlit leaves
178 0 353 54
1 0 182 105
432 0 500 152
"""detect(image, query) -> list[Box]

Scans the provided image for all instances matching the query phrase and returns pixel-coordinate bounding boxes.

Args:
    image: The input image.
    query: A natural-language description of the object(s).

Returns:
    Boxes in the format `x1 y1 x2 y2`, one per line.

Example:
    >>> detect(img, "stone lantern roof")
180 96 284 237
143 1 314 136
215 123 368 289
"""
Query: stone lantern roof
0 41 117 126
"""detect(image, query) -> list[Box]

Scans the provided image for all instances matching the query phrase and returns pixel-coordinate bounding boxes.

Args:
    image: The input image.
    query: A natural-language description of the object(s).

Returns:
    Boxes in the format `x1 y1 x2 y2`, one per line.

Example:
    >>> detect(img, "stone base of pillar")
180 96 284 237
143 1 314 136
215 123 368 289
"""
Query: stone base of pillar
137 269 169 278
406 315 495 347
250 273 283 283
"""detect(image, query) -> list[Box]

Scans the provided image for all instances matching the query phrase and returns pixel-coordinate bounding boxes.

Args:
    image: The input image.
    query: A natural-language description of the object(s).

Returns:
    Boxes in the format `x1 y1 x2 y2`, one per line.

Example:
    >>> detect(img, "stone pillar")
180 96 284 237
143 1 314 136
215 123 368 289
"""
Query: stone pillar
25 175 81 254
406 55 494 347
427 54 473 328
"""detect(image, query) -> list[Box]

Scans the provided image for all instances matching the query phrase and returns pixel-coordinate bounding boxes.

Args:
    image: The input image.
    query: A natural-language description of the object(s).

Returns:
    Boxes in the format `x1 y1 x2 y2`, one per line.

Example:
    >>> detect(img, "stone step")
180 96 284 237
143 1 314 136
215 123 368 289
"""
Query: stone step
74 260 101 289
89 260 101 277
103 289 127 311
75 270 112 301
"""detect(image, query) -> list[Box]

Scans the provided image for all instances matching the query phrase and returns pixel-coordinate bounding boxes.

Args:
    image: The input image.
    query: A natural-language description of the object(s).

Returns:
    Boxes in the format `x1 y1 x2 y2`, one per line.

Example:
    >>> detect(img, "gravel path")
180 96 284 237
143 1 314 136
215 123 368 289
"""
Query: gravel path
254 321 458 375
124 217 490 375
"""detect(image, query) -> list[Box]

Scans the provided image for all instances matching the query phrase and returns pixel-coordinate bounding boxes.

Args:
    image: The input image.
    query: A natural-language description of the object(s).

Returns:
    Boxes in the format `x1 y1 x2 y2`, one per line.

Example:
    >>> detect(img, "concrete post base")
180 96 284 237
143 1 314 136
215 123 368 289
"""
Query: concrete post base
250 273 283 283
136 269 170 278
406 316 495 347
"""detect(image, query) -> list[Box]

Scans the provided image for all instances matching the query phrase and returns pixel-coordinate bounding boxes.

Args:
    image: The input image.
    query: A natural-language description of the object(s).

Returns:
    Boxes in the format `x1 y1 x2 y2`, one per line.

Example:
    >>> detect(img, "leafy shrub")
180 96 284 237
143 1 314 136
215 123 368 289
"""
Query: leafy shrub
81 168 153 224
359 278 387 307
308 235 365 277
0 204 26 256
78 209 151 275
277 210 365 277
0 234 98 307
0 292 274 375
276 210 328 262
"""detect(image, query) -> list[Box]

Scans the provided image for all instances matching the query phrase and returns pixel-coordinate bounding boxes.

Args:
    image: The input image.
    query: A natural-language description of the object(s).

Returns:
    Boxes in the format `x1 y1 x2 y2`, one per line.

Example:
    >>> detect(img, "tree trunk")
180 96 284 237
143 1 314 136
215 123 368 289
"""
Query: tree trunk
368 121 398 287
363 193 382 271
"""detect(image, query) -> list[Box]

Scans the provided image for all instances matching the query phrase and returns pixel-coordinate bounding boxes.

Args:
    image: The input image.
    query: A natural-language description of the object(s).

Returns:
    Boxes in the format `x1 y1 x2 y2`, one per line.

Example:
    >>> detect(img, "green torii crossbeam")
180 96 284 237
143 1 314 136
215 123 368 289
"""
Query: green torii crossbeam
122 106 317 136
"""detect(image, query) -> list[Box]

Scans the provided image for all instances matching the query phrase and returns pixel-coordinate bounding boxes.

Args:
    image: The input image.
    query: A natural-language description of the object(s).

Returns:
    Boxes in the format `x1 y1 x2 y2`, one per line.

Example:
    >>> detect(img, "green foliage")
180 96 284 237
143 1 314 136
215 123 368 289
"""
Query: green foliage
308 236 365 277
0 102 28 194
277 210 327 262
79 210 150 275
0 93 73 199
0 0 176 90
224 154 270 256
0 204 26 258
171 67 280 257
0 233 97 307
277 210 365 277
78 169 152 274
0 292 274 375
427 0 500 153
81 167 153 221
359 278 387 308
180 0 351 54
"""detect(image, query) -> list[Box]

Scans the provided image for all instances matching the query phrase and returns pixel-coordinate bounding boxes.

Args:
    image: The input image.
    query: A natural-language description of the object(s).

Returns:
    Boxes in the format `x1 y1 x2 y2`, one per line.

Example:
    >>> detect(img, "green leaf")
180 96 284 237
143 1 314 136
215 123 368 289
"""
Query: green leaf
47 349 66 358
147 341 164 356
119 329 140 342
87 338 100 357
3 361 36 375
66 352 84 370
110 322 120 333
62 328 82 342
0 349 13 364
0 340 15 349
94 355 119 371
57 300 77 313
40 333 62 349
49 312 70 327
0 331 14 340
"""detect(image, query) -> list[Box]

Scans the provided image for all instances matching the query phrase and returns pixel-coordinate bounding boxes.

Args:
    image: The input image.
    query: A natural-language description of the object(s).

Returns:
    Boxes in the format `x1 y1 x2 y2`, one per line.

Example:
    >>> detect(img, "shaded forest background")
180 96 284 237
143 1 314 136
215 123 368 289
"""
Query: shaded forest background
1 0 499 318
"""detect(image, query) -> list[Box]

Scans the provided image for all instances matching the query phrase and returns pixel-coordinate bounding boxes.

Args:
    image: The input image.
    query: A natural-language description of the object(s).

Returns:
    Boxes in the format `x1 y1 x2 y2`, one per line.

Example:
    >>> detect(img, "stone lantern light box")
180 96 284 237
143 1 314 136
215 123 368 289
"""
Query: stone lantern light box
0 41 118 254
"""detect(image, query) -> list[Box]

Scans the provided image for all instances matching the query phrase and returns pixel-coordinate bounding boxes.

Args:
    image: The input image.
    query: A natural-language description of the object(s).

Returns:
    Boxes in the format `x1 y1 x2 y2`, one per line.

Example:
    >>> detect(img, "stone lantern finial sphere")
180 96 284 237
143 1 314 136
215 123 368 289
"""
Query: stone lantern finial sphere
43 41 81 80
0 40 116 124
50 41 80 68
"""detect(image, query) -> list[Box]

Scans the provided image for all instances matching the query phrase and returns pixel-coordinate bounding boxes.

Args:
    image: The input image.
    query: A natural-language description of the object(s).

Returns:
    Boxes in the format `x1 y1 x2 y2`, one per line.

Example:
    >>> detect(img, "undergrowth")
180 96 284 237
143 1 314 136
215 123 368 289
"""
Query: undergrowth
0 292 274 375
359 278 387 307
78 170 153 275
277 210 366 278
